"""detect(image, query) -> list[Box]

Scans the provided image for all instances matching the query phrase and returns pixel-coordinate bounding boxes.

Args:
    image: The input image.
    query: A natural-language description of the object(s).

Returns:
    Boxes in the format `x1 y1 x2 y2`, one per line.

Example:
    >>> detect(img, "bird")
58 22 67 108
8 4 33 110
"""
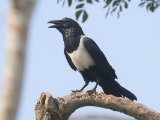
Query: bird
48 17 137 101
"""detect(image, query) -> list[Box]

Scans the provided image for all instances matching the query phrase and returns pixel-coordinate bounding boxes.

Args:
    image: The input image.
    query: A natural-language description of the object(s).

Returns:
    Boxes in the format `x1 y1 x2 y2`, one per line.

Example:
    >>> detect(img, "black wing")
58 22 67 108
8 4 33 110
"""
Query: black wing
64 49 77 71
83 37 117 79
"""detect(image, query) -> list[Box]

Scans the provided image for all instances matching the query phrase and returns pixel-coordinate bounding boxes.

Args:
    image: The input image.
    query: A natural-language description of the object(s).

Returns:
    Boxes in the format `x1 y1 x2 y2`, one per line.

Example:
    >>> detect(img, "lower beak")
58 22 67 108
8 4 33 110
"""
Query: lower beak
48 20 62 28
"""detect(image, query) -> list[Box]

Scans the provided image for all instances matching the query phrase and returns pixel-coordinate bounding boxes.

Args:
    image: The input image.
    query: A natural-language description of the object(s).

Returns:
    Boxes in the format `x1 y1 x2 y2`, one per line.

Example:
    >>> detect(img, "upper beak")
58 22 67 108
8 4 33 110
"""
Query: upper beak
48 20 62 28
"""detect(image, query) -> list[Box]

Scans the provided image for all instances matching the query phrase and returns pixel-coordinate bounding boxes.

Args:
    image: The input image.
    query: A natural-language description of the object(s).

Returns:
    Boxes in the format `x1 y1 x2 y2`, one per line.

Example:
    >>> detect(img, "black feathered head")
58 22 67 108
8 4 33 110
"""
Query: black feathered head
48 17 84 37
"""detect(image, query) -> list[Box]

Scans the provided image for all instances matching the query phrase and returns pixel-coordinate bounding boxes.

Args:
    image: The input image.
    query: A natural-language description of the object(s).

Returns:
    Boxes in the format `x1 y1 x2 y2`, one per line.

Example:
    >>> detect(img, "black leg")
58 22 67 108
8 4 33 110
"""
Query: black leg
87 79 99 95
72 81 89 92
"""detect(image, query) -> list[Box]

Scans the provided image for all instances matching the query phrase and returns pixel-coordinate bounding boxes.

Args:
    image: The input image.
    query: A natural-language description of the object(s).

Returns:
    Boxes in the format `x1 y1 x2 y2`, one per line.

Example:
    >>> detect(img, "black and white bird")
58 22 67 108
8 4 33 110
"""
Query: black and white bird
48 17 137 101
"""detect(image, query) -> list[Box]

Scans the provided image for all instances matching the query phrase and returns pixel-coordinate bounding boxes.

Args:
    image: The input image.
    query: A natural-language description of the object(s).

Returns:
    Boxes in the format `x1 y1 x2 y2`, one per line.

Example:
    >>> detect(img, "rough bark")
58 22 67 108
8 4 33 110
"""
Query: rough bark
35 92 160 120
0 1 37 120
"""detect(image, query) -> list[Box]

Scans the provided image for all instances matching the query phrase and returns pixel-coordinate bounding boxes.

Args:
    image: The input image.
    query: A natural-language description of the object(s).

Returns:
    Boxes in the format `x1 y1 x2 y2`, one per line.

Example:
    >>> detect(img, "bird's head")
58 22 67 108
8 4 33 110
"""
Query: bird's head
48 17 84 37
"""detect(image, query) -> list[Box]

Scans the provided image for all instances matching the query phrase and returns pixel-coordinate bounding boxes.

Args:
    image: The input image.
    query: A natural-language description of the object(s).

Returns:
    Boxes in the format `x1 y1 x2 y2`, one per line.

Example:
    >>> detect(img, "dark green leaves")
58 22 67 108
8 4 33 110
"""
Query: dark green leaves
75 10 89 23
68 0 72 7
75 0 89 22
147 2 155 12
76 3 84 9
87 0 93 4
124 1 128 8
112 0 121 7
76 10 83 20
103 0 112 8
82 10 88 22
104 0 130 18
139 0 160 12
139 1 146 7
106 0 112 5
57 0 160 23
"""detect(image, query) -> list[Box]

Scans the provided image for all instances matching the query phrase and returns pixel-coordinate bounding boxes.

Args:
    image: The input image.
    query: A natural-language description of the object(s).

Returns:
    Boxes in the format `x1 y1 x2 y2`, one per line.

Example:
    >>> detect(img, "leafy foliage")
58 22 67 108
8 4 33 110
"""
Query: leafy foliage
57 0 160 22
103 0 130 18
139 0 160 12
75 0 89 22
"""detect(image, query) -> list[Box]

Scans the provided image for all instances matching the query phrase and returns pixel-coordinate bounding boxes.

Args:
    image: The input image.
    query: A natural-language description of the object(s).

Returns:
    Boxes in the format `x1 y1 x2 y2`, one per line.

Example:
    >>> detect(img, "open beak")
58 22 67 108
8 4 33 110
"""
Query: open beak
48 20 62 28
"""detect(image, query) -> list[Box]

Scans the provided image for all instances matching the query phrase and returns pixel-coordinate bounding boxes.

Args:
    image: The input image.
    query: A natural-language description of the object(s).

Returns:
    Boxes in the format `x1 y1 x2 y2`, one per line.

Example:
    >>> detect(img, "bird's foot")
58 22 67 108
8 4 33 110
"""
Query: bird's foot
71 89 82 93
87 89 96 95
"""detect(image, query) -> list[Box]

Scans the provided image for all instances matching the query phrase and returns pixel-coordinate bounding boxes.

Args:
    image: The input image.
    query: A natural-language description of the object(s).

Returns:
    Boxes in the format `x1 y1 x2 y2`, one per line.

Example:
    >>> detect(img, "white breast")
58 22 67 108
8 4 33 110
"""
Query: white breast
67 36 95 71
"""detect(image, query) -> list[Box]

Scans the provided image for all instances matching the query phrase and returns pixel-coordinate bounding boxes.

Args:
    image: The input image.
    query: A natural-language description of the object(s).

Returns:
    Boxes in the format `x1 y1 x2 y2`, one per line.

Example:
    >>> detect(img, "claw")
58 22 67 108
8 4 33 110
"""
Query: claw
87 89 96 95
86 80 99 95
71 81 89 93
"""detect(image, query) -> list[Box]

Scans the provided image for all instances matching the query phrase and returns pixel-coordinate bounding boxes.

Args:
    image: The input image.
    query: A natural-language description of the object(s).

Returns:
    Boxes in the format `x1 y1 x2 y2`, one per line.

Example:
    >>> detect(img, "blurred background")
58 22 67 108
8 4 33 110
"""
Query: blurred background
0 0 160 120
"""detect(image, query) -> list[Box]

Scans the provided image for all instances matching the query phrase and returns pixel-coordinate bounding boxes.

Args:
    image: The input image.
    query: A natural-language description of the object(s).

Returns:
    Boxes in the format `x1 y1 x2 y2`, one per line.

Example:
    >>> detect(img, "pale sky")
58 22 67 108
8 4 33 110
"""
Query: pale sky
0 0 160 120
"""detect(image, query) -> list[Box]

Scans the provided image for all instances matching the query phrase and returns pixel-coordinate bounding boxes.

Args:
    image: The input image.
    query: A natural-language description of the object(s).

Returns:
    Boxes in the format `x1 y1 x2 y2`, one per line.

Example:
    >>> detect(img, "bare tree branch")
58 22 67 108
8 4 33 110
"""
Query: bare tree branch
35 92 160 120
0 0 37 120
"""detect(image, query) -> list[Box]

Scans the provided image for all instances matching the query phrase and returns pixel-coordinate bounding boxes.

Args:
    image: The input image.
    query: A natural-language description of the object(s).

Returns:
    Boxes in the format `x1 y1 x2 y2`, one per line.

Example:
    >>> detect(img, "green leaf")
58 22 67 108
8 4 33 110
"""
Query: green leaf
82 10 88 22
87 0 93 4
76 10 83 20
76 3 84 9
68 0 72 7
139 1 146 7
106 0 112 5
112 0 121 7
94 0 99 2
103 0 112 8
124 1 128 9
146 2 152 11
78 0 84 1
149 3 155 12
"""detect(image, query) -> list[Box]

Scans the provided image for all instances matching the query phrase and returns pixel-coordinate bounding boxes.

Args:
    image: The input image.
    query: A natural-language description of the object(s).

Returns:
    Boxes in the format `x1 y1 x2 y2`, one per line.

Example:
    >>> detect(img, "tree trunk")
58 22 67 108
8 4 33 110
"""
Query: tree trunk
0 1 37 120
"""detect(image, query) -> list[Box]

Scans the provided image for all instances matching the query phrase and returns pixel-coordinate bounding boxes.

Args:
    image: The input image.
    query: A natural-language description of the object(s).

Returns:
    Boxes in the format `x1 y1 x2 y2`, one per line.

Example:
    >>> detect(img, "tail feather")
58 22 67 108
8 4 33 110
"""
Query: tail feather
99 80 137 101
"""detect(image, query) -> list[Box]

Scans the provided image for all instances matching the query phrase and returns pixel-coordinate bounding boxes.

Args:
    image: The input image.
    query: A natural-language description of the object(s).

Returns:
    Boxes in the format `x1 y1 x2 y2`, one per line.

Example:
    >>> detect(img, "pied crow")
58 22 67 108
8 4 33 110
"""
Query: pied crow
48 17 137 101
